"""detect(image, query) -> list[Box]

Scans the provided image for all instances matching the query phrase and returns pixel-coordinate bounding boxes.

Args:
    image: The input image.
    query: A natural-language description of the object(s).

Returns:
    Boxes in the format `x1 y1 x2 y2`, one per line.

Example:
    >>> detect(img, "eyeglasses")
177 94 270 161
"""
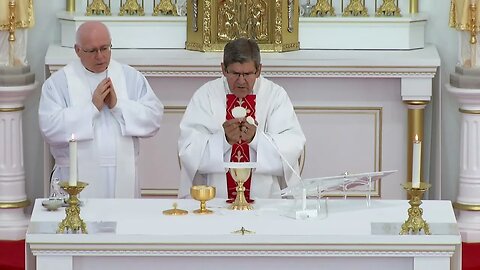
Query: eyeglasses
80 44 112 55
226 69 258 80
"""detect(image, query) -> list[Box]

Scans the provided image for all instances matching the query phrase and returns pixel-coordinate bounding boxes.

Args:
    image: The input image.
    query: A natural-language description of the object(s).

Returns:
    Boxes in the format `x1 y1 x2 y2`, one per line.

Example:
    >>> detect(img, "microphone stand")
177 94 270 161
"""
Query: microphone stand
246 117 317 219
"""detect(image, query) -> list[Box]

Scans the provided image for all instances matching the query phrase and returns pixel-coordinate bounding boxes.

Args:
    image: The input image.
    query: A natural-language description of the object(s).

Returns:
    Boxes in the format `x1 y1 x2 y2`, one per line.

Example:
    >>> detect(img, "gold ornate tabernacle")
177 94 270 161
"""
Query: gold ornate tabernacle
186 0 299 52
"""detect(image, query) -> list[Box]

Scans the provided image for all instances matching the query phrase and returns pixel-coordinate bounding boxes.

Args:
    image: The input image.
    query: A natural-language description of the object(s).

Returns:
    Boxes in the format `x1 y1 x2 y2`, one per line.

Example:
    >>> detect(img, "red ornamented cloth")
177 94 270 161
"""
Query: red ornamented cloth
226 94 256 203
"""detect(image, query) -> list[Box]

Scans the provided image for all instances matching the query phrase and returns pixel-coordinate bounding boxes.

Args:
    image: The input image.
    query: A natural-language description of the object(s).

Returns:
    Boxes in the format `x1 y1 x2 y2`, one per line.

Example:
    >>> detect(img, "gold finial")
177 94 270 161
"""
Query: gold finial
310 0 335 17
470 2 477 45
343 0 368 17
376 0 401 17
153 0 178 16
86 0 111 16
119 0 145 16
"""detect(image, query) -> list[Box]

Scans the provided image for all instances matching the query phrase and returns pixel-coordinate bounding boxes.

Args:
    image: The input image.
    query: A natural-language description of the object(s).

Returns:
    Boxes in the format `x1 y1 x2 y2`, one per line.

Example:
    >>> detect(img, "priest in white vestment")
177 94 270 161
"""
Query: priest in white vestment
39 21 163 198
178 38 305 200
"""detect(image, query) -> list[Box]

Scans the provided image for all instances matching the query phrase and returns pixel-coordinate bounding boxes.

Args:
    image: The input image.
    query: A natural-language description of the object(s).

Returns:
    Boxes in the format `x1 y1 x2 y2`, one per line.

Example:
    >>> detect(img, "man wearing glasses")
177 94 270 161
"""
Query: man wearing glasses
39 21 164 198
178 38 305 201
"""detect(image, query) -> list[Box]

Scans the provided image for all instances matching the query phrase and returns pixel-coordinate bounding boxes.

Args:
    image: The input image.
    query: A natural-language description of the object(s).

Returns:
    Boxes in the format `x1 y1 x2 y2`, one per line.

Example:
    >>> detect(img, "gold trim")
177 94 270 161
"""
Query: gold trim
459 108 480 114
453 202 480 211
0 106 25 112
403 100 429 106
0 199 30 209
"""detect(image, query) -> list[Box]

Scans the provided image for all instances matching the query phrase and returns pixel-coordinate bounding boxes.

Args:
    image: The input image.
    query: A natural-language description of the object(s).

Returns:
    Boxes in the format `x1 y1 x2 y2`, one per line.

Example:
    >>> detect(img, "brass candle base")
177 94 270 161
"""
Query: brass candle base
400 182 431 235
229 168 253 211
57 181 88 234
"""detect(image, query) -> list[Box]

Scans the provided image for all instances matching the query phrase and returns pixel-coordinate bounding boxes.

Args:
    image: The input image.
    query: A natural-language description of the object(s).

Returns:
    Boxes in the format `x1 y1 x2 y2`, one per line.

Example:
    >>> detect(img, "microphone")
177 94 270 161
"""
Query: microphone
231 106 302 192
245 116 302 182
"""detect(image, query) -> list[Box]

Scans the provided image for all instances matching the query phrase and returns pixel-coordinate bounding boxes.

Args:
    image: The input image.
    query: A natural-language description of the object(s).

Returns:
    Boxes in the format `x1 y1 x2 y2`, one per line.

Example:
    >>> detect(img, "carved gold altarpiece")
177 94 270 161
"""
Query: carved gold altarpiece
186 0 299 52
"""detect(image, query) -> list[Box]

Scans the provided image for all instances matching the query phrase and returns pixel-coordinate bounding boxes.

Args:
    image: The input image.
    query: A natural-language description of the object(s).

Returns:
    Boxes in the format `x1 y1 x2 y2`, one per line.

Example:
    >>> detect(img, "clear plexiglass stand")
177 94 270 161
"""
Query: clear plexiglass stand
282 170 397 220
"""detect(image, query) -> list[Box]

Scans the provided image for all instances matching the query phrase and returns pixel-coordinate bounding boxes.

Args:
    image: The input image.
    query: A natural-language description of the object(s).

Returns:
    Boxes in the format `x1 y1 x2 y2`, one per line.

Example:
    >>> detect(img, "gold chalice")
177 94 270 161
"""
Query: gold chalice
229 168 254 210
190 185 216 214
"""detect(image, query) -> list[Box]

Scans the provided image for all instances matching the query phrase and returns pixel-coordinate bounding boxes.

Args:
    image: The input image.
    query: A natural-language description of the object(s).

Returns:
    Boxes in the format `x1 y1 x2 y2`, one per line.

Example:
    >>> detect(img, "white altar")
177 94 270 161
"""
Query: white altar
43 45 440 199
26 199 460 270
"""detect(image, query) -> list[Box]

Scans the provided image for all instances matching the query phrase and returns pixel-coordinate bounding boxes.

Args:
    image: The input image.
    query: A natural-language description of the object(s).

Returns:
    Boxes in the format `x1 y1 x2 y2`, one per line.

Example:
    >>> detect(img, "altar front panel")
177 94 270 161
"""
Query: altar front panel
27 199 460 270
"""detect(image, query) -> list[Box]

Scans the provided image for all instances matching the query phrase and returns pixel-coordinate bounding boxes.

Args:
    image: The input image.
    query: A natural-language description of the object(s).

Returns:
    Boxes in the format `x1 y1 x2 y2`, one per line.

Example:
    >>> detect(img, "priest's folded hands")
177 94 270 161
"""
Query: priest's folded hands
223 118 256 144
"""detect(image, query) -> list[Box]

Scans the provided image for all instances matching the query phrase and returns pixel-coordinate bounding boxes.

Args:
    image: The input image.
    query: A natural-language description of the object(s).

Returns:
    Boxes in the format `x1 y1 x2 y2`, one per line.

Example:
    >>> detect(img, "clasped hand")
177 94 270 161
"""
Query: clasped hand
223 118 256 145
92 77 117 110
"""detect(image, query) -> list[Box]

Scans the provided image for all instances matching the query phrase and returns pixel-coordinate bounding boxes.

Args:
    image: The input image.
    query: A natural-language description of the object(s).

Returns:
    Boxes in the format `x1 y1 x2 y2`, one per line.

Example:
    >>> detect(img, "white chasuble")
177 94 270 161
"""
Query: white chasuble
64 59 135 198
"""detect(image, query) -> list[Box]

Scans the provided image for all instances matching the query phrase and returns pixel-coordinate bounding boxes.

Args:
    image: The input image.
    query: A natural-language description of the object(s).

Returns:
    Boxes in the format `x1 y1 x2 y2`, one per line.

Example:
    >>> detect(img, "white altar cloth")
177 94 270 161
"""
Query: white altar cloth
27 199 460 270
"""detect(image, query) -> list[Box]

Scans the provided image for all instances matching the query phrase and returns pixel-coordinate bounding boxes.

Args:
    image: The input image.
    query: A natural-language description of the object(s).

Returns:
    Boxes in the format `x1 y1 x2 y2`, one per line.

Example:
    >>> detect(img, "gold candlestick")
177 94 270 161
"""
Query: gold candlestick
400 182 431 235
57 181 88 234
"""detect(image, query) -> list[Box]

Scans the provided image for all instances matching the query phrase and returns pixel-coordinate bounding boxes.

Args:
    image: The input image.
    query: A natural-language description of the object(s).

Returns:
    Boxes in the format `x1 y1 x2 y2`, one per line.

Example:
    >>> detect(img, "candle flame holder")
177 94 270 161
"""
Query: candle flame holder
400 182 431 235
57 181 88 234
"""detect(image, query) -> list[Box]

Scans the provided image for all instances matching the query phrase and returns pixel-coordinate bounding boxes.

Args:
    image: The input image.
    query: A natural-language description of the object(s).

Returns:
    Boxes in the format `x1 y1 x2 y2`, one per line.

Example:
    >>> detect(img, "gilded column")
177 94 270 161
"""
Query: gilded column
405 101 428 188
409 0 418 14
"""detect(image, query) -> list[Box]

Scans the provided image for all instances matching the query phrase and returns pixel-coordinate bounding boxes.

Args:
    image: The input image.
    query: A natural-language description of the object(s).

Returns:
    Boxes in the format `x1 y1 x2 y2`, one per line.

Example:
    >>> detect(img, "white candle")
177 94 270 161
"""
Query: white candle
412 134 421 188
69 134 78 186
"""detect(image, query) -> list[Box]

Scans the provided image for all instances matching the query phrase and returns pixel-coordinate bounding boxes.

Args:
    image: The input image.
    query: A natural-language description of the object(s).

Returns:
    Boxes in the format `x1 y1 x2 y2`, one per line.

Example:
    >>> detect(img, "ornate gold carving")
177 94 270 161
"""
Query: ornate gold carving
192 0 198 32
86 0 111 16
274 0 282 45
0 0 35 31
57 181 88 234
203 0 211 46
187 0 298 52
471 3 477 45
311 0 335 17
8 0 15 66
288 0 294 32
0 200 29 209
343 0 368 17
119 0 145 16
376 0 401 17
450 0 456 28
400 182 431 235
153 0 178 16
217 0 269 41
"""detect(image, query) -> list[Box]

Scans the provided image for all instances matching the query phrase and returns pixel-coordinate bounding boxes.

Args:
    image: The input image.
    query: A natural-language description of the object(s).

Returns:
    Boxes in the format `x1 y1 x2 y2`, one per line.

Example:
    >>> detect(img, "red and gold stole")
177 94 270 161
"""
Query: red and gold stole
226 94 256 203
